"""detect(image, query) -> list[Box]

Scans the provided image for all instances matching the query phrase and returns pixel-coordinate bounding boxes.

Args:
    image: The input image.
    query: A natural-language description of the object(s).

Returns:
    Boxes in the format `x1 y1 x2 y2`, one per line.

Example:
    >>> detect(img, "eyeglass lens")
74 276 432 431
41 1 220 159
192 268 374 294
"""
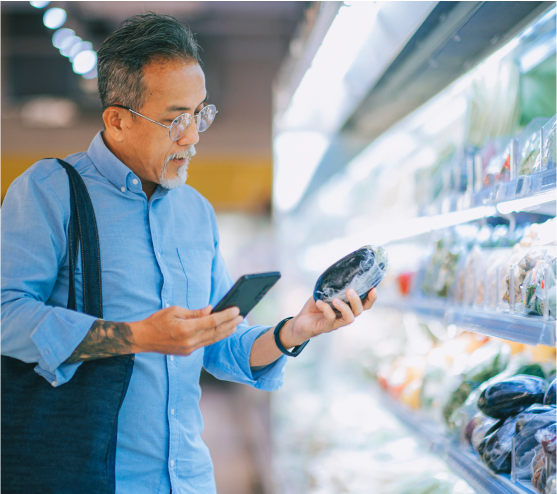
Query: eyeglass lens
170 105 217 141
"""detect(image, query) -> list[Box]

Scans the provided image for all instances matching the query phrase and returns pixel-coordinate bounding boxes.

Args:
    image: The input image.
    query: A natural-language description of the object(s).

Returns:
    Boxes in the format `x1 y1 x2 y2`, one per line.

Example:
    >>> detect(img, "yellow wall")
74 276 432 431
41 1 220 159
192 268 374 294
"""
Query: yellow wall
1 153 273 213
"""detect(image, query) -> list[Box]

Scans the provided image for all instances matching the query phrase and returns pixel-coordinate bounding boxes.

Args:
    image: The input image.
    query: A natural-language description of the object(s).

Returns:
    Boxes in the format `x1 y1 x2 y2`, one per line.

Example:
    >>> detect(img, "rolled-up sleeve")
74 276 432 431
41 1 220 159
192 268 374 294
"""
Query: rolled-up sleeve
202 208 287 391
1 168 97 385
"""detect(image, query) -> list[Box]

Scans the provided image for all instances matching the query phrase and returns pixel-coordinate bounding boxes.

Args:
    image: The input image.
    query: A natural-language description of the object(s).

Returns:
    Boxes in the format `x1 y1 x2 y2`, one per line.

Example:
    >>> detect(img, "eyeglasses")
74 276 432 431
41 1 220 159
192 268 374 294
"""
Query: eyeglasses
109 104 218 141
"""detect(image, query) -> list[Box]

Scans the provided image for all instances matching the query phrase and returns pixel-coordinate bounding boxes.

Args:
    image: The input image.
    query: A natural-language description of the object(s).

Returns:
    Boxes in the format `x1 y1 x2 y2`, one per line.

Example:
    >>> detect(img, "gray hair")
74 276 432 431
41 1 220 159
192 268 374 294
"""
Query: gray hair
97 12 201 113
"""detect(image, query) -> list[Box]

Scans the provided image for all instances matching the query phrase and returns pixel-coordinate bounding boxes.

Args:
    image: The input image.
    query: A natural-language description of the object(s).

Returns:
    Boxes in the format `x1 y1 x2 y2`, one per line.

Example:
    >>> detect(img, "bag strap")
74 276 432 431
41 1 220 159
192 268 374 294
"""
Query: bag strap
52 159 103 319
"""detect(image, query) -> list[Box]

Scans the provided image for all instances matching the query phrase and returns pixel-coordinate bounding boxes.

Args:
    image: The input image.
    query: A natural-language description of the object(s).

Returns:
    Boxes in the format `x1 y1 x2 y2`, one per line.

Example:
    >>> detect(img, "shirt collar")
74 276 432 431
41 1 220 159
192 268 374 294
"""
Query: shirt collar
87 131 141 194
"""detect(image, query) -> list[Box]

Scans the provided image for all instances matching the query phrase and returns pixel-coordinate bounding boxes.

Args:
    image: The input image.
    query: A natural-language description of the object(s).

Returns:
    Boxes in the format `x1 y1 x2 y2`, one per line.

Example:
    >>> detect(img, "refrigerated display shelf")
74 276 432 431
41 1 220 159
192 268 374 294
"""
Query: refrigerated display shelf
378 392 537 494
422 168 556 217
379 299 556 347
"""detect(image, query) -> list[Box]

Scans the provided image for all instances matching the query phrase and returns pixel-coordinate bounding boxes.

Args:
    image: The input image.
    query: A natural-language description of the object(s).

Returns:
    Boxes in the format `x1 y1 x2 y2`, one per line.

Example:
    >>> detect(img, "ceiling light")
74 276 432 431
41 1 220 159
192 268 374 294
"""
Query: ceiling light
30 1 50 8
60 36 82 57
69 41 93 62
43 8 66 29
52 28 75 49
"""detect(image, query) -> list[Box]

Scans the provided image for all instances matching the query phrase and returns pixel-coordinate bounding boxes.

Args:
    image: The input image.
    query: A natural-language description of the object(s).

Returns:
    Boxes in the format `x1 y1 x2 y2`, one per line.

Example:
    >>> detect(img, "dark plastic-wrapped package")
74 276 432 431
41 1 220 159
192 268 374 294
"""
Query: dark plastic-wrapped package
477 375 547 419
470 415 502 454
512 406 556 480
481 415 519 473
313 245 387 314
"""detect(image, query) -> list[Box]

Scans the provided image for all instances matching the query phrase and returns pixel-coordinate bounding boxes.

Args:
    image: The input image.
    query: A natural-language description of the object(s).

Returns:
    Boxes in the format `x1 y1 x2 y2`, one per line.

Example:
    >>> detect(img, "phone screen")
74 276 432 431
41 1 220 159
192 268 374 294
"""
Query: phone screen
211 272 281 317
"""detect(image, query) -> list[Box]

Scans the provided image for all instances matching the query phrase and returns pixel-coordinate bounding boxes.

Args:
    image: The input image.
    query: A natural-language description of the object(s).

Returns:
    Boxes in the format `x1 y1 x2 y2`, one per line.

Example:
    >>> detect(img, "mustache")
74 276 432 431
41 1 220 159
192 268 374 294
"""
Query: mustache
165 146 196 164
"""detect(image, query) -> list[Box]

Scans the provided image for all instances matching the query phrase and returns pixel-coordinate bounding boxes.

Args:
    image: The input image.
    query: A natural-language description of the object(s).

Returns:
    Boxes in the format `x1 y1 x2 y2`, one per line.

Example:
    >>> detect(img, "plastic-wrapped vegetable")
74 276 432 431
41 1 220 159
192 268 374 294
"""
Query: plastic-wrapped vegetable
314 245 387 315
442 343 510 426
531 426 556 493
523 257 557 318
481 415 519 473
515 363 546 379
518 130 541 176
533 115 556 173
545 379 556 406
471 415 502 454
477 375 547 419
504 250 538 310
513 406 556 480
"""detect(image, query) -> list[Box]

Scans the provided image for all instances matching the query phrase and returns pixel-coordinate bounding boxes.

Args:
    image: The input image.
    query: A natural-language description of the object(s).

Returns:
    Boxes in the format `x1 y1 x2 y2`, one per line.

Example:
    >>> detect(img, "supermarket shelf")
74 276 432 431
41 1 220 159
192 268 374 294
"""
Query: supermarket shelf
378 392 536 494
378 298 556 347
422 168 556 217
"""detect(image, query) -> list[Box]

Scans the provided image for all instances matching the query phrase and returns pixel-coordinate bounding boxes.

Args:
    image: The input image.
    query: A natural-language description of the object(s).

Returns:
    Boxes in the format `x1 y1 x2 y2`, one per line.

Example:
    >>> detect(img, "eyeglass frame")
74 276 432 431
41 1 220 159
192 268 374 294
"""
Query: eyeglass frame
108 103 218 141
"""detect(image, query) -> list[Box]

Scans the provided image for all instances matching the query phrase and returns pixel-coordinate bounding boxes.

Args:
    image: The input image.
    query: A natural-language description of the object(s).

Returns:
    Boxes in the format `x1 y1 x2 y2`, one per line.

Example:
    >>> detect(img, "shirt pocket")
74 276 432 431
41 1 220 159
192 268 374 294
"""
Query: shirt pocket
177 247 213 310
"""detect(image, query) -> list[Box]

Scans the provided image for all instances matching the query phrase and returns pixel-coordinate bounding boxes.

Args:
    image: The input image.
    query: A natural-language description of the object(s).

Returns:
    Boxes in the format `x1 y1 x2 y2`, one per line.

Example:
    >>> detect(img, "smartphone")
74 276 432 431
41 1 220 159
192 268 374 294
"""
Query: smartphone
211 272 281 318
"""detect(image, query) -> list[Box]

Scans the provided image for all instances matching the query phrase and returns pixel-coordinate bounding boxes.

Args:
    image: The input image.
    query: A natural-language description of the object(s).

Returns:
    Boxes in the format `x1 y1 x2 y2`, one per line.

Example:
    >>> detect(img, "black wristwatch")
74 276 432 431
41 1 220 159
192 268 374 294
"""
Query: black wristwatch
273 317 309 357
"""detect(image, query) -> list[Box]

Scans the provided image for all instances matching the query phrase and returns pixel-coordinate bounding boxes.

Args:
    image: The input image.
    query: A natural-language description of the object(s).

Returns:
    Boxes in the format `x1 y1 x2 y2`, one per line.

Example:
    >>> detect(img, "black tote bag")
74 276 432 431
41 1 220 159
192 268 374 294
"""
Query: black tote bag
1 159 135 494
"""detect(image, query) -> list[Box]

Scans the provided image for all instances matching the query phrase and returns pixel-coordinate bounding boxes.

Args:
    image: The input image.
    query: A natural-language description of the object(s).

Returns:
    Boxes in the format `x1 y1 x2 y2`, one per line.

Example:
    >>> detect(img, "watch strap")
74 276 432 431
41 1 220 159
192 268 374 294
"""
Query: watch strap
273 317 309 357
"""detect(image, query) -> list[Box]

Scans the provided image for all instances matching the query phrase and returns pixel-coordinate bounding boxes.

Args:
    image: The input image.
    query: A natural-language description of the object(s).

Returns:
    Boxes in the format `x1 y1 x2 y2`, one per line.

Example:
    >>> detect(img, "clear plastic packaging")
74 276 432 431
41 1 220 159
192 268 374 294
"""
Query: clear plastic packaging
533 115 556 174
480 415 518 473
517 117 550 176
545 379 556 406
522 256 556 318
485 248 514 310
512 405 556 481
313 245 388 312
531 425 556 493
482 138 512 187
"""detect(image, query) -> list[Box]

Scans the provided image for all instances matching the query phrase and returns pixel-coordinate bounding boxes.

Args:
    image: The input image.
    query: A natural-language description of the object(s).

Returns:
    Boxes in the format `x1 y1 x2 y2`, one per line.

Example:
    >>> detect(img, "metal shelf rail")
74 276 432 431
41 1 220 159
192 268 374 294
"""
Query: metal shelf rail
378 392 537 494
379 299 556 347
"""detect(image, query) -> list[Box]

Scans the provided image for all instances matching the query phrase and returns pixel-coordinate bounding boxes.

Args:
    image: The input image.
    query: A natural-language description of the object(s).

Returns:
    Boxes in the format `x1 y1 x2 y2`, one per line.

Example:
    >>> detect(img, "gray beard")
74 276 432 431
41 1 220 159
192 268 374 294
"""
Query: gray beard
159 146 196 189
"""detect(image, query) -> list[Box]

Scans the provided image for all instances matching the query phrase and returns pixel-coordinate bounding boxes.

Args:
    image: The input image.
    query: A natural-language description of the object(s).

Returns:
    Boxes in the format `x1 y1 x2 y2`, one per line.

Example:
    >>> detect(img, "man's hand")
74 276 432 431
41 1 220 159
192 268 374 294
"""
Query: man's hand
279 288 378 349
132 305 243 356
65 305 243 363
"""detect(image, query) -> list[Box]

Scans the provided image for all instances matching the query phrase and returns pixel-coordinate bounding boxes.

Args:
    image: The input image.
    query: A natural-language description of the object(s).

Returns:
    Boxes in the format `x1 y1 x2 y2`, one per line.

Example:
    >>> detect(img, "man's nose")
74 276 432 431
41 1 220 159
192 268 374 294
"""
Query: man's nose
177 119 199 146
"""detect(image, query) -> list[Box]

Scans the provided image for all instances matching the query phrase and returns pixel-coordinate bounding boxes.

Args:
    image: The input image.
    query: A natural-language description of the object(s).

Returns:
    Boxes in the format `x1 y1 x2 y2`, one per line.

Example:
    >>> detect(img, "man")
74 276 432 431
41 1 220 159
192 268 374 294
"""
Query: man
1 13 377 494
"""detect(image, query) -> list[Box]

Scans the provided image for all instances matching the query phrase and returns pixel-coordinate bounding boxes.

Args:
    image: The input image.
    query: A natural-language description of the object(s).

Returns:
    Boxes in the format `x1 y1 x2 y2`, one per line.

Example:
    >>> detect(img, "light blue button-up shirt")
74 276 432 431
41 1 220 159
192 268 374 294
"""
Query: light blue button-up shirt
1 131 287 494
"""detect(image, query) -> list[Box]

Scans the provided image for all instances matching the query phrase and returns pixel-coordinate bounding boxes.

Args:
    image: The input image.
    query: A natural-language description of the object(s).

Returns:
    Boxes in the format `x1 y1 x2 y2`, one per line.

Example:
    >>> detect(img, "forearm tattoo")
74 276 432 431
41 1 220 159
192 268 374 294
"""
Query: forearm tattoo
64 319 135 364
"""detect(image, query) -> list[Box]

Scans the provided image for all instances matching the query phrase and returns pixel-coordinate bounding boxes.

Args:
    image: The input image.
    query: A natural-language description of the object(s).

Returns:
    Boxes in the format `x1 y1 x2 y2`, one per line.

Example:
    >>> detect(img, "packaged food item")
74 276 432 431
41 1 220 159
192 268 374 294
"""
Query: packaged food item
517 117 549 176
533 115 556 173
485 248 514 309
442 342 510 426
523 257 557 318
477 375 547 419
545 379 556 406
480 415 519 473
314 245 388 314
482 137 512 187
513 406 556 480
531 426 556 493
514 363 546 379
470 415 502 453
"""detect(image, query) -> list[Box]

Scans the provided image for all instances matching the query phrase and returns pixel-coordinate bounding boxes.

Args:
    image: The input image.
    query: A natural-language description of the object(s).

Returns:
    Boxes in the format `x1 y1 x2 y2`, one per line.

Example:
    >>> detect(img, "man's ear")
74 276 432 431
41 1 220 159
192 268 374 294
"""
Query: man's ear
102 107 126 142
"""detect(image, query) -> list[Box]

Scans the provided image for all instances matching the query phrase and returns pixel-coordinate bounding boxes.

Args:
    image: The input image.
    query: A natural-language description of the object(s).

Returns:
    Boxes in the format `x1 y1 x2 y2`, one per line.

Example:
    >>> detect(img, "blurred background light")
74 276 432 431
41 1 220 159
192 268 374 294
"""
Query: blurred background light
20 97 77 128
81 66 98 80
273 131 329 213
43 7 66 29
69 41 93 62
52 28 75 49
60 36 82 57
72 50 97 75
30 1 50 8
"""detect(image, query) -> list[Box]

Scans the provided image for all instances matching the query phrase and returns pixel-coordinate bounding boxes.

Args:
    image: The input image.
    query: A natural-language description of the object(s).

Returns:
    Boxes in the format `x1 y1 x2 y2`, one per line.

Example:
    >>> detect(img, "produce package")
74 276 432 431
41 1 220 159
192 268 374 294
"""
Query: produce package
470 414 501 454
477 375 547 419
512 406 556 480
479 415 519 473
531 426 556 493
313 245 388 315
442 342 510 427
482 137 512 187
517 117 548 176
485 248 514 309
522 256 557 318
533 115 556 174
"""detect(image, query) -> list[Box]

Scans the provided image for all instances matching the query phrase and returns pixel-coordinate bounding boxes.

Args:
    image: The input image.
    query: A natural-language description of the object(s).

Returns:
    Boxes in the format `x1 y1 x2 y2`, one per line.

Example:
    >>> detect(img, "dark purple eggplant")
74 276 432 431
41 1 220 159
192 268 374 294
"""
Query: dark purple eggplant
545 379 556 405
481 415 519 473
477 375 547 419
313 245 387 315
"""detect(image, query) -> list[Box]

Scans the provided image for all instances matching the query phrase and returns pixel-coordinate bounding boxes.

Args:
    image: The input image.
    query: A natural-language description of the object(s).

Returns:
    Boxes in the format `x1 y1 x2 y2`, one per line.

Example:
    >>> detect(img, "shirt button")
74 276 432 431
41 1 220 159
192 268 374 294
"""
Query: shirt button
51 381 57 387
121 187 126 193
166 303 170 308
170 460 175 467
170 355 174 361
132 179 138 185
171 409 175 415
